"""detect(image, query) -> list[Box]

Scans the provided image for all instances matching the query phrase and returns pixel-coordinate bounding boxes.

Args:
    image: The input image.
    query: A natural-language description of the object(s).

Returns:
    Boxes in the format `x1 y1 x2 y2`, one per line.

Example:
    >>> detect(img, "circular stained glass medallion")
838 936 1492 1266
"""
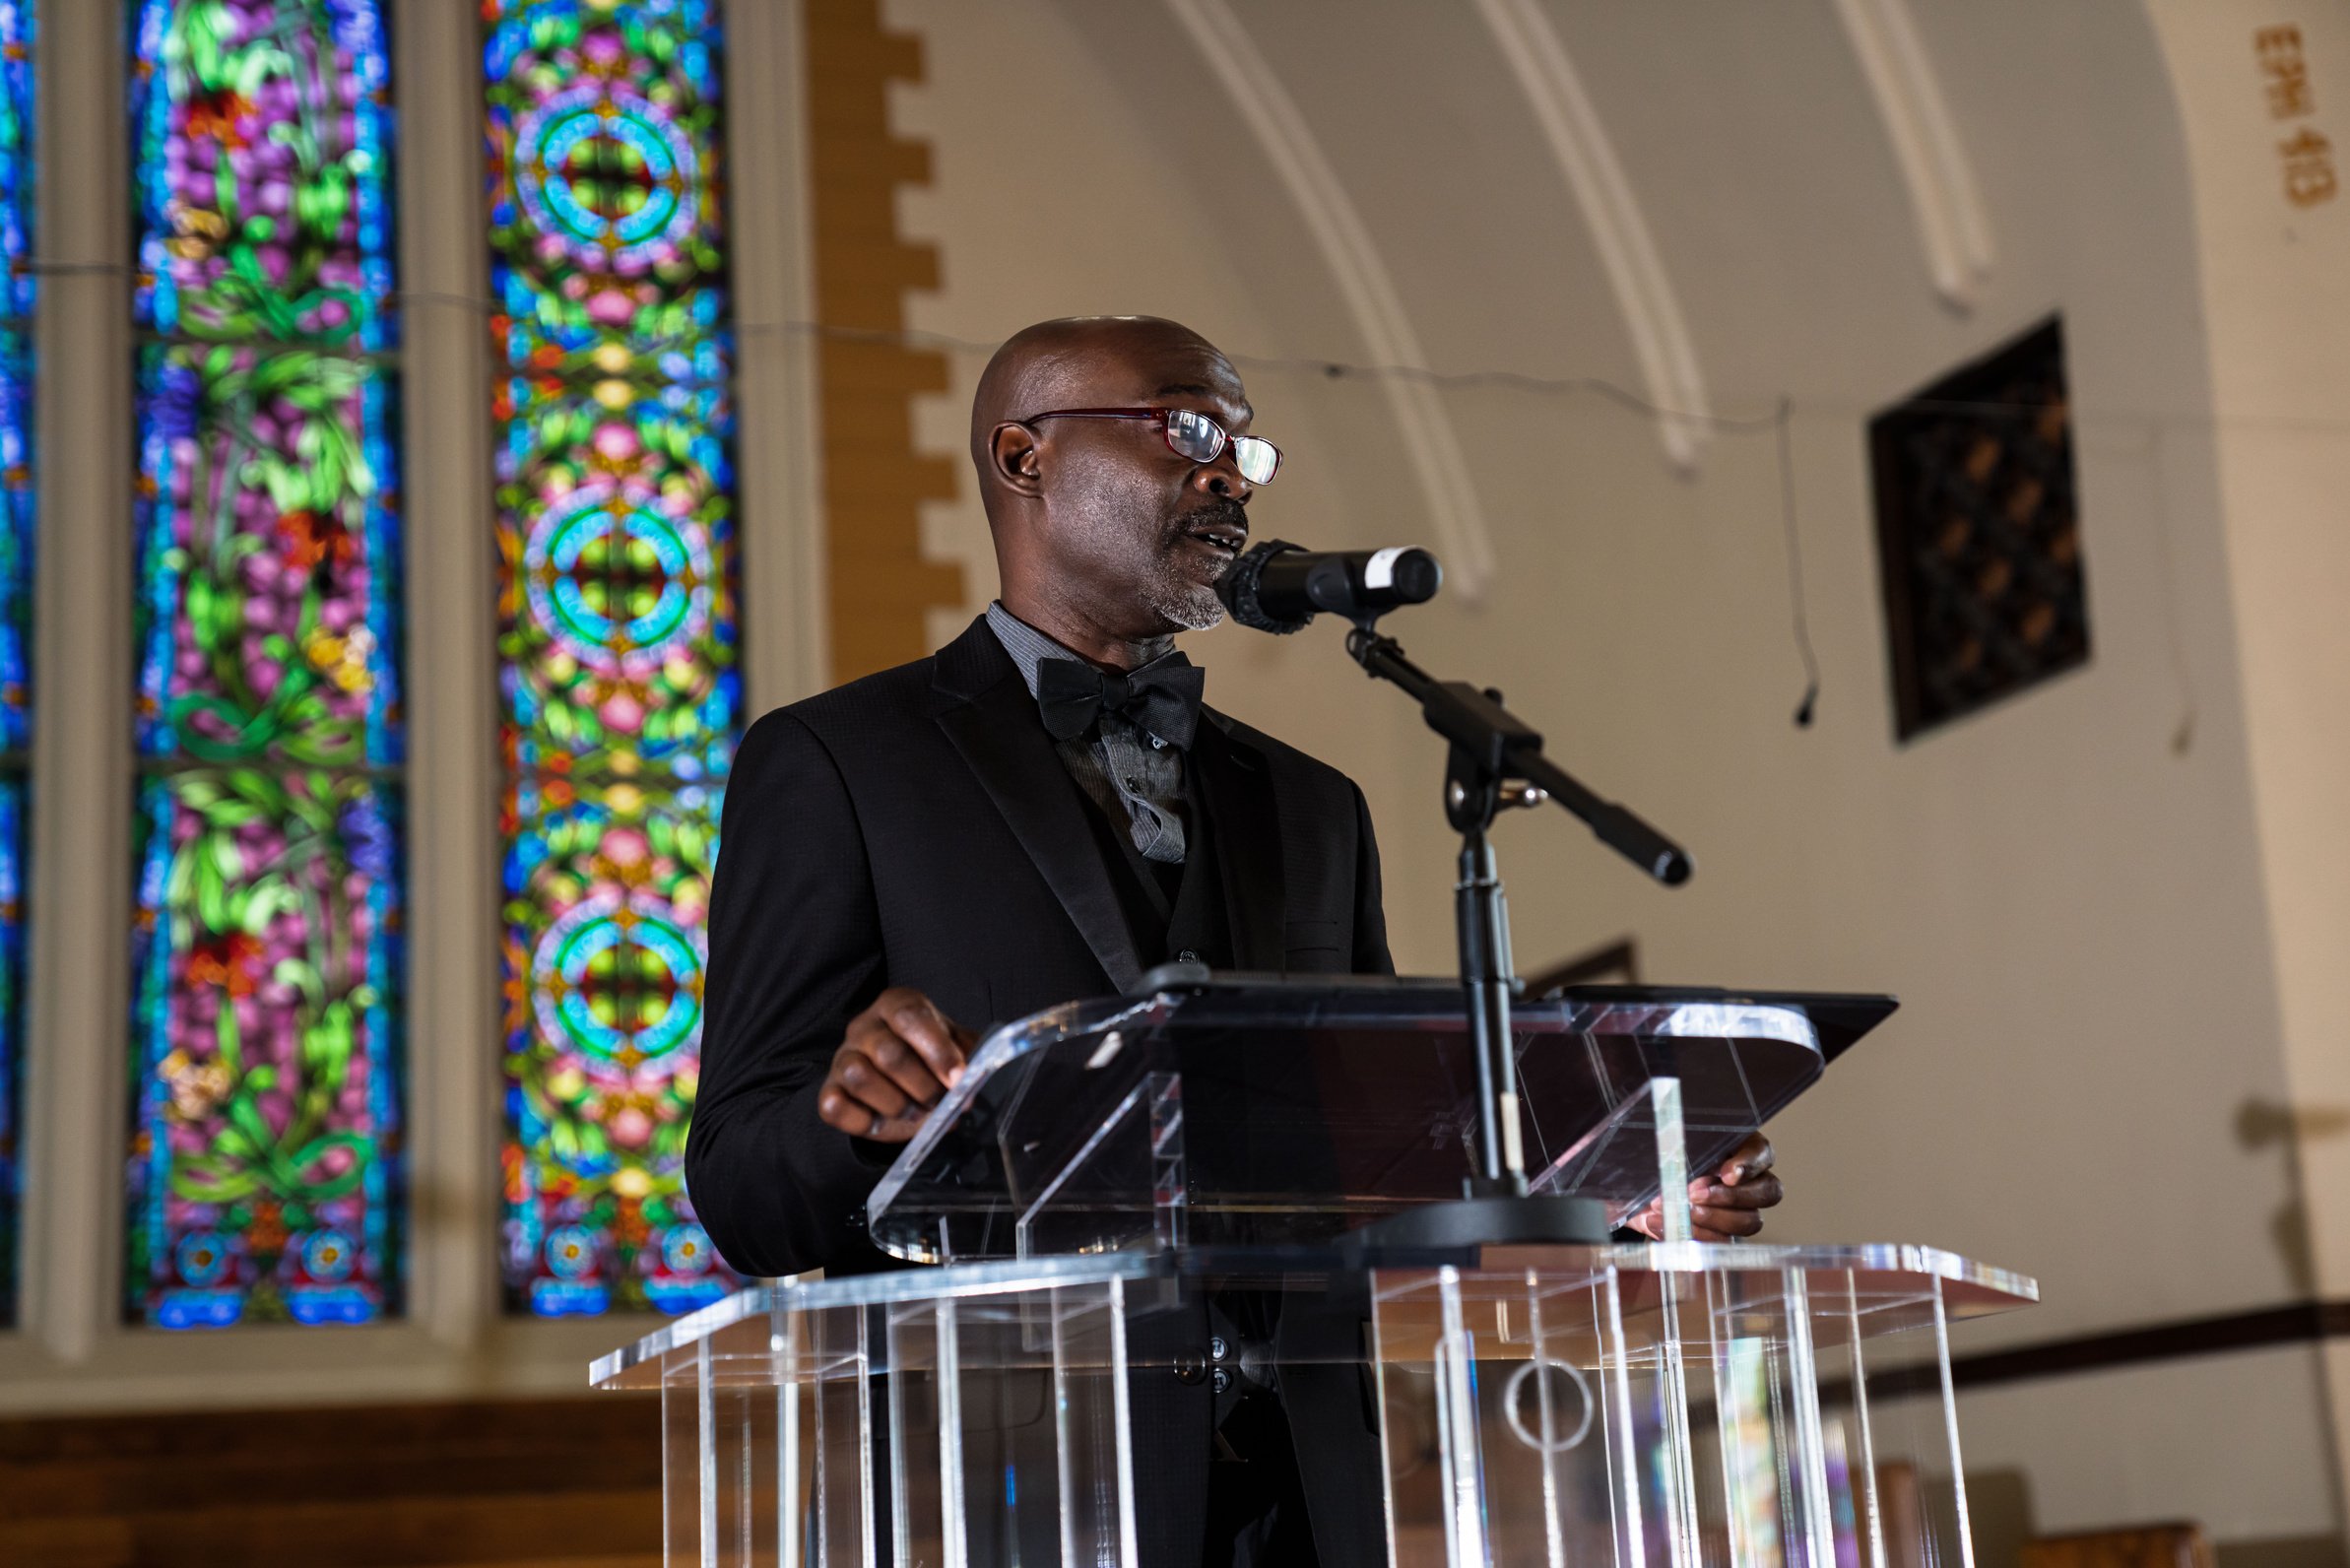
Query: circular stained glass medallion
175 1230 232 1287
302 1229 356 1282
662 1222 715 1275
522 482 715 679
513 80 701 272
546 1224 599 1279
529 887 705 1073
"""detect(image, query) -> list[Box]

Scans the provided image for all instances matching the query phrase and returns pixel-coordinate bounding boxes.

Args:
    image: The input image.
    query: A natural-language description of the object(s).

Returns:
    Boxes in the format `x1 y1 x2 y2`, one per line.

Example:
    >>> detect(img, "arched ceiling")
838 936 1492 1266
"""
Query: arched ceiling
1165 0 1500 595
915 0 2202 629
1027 0 2182 418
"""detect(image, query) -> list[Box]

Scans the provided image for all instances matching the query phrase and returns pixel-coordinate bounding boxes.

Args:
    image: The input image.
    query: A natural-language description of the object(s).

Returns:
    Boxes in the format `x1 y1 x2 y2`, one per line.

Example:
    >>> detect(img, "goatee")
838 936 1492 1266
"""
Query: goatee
1154 589 1225 632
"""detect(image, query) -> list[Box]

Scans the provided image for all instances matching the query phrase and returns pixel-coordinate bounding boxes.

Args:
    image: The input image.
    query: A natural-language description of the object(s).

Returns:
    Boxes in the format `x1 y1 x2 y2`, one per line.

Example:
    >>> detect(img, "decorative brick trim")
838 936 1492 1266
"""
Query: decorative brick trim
803 0 965 682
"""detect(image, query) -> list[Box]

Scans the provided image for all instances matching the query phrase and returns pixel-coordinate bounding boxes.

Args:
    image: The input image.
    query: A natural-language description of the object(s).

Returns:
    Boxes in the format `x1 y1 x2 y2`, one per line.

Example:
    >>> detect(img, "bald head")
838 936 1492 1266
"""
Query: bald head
968 316 1244 483
967 316 1262 660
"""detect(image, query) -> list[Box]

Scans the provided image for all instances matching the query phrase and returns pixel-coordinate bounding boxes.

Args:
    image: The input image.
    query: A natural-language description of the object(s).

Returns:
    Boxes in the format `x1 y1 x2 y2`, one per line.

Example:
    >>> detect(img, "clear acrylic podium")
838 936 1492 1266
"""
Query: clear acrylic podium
595 979 2038 1566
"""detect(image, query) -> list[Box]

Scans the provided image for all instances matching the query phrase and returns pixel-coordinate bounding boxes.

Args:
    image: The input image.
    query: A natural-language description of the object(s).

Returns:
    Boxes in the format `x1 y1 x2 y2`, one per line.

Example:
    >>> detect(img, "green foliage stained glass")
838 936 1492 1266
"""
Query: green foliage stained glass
127 0 404 1329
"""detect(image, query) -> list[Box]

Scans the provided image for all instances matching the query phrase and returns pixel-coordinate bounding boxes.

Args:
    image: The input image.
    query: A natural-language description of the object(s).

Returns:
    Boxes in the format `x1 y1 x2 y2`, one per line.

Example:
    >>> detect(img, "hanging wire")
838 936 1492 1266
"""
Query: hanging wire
38 255 2252 740
2141 421 2200 755
5 265 1848 732
25 260 2342 426
1777 399 1822 728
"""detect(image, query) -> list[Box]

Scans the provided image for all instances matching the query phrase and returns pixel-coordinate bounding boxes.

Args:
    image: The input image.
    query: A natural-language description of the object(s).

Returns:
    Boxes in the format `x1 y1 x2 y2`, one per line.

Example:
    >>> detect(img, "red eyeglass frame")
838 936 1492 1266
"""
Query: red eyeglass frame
1019 406 1283 484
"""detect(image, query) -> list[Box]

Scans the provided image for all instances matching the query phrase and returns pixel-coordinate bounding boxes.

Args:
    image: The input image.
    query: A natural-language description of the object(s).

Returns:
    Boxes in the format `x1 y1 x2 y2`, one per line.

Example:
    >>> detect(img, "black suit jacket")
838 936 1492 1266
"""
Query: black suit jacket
688 615 1394 1281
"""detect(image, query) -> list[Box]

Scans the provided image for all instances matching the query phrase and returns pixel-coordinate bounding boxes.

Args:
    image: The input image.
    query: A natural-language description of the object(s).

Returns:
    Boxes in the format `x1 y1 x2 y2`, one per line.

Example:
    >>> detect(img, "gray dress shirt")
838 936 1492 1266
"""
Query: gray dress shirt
984 602 1191 865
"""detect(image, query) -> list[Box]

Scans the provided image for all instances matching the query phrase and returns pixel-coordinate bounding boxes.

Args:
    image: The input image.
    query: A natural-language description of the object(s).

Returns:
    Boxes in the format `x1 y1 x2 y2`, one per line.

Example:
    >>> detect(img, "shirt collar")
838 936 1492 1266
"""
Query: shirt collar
983 602 1067 699
983 602 1191 698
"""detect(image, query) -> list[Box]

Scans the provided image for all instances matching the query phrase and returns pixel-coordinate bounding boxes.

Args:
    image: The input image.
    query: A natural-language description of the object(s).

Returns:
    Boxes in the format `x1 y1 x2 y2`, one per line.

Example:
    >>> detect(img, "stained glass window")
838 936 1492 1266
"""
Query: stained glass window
127 0 404 1329
486 0 740 1317
0 0 31 1330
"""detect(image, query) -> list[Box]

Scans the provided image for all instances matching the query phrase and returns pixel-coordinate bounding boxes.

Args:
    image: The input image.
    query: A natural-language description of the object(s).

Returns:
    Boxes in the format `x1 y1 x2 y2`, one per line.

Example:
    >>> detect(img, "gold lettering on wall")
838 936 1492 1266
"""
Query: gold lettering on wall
2255 24 2338 208
805 0 966 681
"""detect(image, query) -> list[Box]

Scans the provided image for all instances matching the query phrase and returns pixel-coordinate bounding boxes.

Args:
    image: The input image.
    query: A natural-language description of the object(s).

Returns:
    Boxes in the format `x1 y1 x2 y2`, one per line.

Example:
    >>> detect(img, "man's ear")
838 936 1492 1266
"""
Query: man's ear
989 422 1045 497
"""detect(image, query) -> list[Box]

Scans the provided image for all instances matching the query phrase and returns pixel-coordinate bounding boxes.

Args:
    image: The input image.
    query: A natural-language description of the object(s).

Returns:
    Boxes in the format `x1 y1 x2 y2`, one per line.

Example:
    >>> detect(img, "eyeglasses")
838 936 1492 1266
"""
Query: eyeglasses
1021 406 1283 485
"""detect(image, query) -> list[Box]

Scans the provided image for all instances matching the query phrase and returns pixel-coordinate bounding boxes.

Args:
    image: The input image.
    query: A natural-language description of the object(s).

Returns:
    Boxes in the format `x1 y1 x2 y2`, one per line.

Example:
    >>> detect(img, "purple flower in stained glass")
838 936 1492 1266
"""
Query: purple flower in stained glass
151 361 203 445
338 796 393 882
323 0 382 56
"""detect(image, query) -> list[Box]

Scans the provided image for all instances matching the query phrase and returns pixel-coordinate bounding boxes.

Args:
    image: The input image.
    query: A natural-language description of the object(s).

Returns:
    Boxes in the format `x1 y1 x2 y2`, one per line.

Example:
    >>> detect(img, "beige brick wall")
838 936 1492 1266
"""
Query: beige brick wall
804 0 964 682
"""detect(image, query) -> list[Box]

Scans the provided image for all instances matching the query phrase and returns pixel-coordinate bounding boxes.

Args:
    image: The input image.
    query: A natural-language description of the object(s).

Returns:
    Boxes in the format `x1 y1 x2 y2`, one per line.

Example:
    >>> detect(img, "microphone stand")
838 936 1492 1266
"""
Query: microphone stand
1343 617 1692 1219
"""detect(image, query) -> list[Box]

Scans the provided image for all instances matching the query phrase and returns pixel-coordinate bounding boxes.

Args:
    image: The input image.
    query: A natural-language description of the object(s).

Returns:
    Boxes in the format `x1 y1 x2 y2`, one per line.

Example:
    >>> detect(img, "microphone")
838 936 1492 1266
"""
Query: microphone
1216 540 1443 632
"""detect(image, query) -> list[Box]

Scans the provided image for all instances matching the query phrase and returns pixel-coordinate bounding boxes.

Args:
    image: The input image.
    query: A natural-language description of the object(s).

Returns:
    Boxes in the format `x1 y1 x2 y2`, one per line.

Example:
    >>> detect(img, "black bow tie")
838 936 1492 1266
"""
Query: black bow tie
1035 654 1207 750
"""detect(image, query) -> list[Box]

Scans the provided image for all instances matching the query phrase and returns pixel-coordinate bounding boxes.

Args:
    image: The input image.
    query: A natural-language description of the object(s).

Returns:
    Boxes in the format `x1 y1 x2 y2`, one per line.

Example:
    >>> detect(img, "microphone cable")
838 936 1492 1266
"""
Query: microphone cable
1778 399 1822 729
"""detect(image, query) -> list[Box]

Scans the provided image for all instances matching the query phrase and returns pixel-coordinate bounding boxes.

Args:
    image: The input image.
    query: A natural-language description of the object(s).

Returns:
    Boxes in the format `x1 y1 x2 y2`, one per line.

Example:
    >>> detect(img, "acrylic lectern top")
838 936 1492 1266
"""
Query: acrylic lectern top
866 975 1895 1263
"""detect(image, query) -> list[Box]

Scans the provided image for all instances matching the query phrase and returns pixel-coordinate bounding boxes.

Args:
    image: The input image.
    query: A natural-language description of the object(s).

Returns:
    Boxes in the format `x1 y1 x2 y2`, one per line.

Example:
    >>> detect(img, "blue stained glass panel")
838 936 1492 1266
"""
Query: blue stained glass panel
0 0 34 1330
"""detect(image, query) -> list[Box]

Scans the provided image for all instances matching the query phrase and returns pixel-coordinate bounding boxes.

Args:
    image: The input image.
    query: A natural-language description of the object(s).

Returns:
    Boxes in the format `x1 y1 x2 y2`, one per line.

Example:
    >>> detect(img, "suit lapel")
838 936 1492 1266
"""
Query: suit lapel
1190 713 1287 973
933 620 1146 992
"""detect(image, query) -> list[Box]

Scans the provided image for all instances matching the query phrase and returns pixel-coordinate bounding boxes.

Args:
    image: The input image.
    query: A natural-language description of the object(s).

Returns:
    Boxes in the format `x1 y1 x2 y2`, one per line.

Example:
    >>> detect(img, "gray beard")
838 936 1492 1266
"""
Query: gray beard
1151 578 1226 632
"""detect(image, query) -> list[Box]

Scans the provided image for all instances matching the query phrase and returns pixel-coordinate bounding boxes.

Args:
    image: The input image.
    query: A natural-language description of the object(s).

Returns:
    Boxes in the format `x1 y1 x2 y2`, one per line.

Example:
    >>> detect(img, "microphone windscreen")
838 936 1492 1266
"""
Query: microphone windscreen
1215 540 1311 633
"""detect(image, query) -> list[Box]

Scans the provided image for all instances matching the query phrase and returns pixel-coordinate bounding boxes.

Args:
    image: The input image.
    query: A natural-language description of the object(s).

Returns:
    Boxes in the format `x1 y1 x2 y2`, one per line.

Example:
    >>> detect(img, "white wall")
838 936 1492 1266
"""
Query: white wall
888 0 2334 1540
1956 1347 2342 1542
2143 0 2350 1526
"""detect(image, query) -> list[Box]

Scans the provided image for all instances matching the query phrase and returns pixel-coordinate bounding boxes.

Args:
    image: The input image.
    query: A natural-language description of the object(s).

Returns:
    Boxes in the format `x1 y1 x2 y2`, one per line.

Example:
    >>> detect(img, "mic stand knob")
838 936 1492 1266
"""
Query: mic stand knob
1447 779 1547 817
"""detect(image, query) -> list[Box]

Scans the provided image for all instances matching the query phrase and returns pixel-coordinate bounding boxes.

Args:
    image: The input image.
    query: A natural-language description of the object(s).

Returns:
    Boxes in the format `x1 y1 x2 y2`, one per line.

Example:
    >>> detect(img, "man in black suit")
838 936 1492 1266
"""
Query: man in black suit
687 316 1782 1561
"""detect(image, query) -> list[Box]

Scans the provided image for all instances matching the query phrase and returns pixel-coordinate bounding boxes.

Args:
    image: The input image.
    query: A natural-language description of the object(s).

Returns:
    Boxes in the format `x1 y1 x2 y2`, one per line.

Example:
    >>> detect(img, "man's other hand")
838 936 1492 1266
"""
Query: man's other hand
1623 1132 1783 1242
816 988 975 1143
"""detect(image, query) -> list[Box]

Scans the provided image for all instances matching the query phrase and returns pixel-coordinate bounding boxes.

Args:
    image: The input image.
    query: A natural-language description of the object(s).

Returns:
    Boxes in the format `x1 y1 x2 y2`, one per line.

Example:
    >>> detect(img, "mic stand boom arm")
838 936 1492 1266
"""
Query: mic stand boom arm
1344 622 1692 1198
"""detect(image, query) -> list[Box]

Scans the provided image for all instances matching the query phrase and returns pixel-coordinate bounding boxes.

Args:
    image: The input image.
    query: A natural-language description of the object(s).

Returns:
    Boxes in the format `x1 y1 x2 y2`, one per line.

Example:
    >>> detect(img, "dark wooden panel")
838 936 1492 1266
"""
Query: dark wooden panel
0 1398 663 1568
2026 1525 2217 1568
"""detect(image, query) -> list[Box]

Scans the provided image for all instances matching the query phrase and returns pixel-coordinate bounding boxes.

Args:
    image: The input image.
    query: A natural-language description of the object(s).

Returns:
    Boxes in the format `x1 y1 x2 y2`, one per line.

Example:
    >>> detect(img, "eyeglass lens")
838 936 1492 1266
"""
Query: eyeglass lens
1228 438 1280 485
1165 408 1279 485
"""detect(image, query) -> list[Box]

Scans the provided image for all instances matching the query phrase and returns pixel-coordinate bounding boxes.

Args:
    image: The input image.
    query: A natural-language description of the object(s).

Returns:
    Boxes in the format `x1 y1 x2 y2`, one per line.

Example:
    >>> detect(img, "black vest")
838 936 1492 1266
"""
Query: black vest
1071 758 1234 973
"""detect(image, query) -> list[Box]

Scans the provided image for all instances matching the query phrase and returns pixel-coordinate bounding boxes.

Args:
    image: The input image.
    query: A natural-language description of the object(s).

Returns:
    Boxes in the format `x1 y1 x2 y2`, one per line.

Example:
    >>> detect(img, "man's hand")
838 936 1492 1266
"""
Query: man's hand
1623 1132 1783 1242
816 987 975 1143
